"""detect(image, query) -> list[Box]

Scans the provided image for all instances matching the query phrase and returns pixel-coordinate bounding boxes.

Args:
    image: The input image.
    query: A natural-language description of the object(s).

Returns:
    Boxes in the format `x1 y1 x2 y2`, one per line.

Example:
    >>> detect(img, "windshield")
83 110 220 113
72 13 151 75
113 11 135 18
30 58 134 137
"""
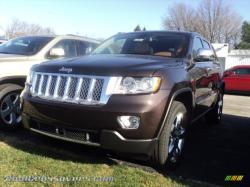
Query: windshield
92 32 190 58
0 36 54 55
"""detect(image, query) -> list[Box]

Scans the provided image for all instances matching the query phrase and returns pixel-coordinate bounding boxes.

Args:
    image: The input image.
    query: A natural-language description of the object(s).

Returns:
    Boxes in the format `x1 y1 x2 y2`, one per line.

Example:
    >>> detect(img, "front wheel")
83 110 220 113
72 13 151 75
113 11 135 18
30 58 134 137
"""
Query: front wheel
152 101 187 169
0 90 22 131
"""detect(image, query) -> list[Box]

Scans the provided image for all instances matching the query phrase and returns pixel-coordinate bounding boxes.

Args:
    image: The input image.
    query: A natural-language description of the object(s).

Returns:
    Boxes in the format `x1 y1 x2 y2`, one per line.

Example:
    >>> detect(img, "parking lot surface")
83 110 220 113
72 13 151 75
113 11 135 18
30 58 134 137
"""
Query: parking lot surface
169 94 250 186
0 94 249 186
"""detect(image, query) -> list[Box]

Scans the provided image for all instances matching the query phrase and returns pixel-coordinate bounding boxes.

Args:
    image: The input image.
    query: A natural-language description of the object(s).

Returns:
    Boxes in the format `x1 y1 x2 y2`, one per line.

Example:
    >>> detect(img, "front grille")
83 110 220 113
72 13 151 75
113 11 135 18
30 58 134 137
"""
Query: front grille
30 72 108 105
29 120 100 144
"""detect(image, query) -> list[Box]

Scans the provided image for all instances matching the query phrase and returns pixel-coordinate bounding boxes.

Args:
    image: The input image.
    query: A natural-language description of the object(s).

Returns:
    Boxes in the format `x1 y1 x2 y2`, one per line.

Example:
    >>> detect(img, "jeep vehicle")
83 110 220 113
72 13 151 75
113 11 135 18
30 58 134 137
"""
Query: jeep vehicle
0 35 99 129
21 31 224 167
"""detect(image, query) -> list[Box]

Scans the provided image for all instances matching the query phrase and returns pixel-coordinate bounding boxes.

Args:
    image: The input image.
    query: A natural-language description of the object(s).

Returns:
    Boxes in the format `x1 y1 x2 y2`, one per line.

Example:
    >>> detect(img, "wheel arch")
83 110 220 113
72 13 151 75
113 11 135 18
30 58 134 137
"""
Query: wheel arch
156 87 194 138
0 76 26 89
0 83 24 100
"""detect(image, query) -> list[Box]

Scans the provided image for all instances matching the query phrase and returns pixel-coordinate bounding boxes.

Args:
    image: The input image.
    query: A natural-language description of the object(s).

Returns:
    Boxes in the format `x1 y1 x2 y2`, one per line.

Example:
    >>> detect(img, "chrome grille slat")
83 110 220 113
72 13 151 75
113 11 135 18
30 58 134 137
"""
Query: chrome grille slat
38 74 44 95
63 77 72 100
31 72 108 105
87 78 96 102
53 76 61 98
45 75 52 96
74 78 83 100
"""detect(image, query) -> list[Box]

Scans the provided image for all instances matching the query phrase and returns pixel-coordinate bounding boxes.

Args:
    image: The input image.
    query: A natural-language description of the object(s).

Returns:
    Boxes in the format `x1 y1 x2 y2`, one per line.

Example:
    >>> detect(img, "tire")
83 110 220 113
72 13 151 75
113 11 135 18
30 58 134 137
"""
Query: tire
205 91 223 125
0 84 23 131
152 101 187 169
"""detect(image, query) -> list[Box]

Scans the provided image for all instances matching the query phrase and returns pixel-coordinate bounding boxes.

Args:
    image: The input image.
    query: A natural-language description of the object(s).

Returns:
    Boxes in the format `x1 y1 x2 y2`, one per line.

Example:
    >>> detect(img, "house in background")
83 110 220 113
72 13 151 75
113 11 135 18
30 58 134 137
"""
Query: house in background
226 50 250 70
212 43 250 70
212 43 229 70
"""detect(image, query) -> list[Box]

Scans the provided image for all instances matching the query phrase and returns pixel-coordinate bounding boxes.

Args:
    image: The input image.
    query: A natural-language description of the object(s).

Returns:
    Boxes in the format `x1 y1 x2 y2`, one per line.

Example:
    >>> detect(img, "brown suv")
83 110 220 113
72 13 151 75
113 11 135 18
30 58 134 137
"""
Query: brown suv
21 31 224 167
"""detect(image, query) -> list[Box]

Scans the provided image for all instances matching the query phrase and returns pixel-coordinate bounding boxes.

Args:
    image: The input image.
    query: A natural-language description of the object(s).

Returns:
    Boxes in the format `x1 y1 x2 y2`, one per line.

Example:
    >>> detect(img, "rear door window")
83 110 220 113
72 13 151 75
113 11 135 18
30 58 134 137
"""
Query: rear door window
192 37 203 57
202 40 210 49
77 41 88 56
233 68 250 75
52 39 77 57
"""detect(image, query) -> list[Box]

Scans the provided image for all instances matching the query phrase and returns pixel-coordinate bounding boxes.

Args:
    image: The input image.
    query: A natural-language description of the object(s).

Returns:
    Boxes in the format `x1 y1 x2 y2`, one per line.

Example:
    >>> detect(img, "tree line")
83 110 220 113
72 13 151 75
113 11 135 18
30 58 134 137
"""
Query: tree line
135 0 250 49
1 0 250 49
0 18 54 39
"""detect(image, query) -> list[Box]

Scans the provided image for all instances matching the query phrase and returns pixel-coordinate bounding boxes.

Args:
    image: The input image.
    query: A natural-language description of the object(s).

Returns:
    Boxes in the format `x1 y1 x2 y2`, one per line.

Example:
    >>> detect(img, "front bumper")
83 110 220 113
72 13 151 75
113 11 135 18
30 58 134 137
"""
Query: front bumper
21 90 170 155
22 114 157 155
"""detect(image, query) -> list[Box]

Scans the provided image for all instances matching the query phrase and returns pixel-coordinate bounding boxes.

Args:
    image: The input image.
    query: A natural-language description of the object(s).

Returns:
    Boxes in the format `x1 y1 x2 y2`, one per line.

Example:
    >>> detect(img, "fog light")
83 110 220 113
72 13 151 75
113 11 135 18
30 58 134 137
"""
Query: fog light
117 116 140 129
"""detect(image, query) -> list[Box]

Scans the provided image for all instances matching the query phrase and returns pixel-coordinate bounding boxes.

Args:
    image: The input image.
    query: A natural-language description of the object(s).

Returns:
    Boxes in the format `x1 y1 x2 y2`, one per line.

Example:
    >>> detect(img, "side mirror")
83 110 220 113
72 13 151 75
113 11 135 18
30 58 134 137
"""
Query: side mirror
49 48 65 58
223 71 234 77
195 49 215 62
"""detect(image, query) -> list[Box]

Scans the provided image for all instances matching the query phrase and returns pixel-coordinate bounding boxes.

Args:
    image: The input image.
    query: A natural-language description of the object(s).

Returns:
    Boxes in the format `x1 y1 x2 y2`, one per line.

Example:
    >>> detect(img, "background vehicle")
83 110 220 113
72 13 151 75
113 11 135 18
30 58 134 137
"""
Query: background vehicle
223 65 250 93
0 35 100 129
0 39 7 45
21 31 224 168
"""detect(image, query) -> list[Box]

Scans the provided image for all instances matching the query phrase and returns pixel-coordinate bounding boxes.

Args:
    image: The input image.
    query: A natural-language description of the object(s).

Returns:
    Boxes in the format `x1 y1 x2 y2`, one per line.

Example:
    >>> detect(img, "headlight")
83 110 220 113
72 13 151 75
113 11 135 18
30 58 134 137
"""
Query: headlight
109 76 161 94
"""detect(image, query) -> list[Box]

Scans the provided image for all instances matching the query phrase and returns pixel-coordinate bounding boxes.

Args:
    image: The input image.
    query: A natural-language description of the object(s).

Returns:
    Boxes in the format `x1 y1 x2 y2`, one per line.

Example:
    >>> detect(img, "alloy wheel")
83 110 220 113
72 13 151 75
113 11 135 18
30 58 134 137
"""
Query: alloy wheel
0 93 21 125
168 112 185 164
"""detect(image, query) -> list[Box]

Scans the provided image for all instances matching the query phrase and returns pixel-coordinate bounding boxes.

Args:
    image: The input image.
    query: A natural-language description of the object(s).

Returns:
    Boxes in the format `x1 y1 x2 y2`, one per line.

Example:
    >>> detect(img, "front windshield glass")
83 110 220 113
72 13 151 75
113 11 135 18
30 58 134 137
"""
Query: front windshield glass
92 32 190 58
0 36 54 55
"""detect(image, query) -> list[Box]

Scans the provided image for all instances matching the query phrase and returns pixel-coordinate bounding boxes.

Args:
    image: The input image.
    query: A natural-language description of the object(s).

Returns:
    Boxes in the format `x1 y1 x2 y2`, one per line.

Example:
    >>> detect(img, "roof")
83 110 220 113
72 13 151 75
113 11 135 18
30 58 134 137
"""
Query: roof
12 35 101 44
227 65 250 70
228 50 250 56
118 30 197 36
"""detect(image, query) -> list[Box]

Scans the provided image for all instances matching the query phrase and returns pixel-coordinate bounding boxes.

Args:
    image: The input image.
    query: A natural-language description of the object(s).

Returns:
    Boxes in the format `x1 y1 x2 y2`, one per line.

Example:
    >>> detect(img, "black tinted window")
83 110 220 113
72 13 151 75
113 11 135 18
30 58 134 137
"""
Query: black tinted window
234 68 250 75
53 39 77 57
93 32 190 58
192 37 203 56
78 41 87 56
0 36 54 55
193 37 203 51
202 40 210 49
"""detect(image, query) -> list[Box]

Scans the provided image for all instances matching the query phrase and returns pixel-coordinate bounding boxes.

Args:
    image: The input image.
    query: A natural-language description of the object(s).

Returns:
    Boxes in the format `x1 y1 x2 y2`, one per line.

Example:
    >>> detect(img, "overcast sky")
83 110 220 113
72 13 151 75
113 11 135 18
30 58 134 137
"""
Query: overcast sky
0 0 250 39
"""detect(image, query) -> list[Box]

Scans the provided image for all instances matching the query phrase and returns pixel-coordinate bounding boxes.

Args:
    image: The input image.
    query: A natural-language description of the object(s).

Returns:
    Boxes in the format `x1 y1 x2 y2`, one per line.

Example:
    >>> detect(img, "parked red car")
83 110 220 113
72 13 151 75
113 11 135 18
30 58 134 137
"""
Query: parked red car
223 65 250 92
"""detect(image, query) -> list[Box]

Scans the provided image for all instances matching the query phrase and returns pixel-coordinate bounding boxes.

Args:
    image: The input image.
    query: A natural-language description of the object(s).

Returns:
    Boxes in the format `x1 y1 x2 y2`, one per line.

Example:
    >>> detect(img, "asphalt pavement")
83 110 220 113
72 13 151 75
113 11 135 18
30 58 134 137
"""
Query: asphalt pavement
1 94 249 187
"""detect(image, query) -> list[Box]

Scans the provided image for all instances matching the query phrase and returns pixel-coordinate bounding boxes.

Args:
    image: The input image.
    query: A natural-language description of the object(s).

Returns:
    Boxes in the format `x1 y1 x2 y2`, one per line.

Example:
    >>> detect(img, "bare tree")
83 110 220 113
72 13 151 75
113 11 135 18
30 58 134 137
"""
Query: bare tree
163 0 242 46
4 18 55 39
163 3 196 32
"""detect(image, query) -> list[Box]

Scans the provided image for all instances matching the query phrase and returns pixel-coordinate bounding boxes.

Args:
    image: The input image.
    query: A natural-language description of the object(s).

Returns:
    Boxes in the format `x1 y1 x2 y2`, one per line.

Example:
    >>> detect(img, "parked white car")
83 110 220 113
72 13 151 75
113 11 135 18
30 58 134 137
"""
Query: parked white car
0 35 100 129
0 39 7 45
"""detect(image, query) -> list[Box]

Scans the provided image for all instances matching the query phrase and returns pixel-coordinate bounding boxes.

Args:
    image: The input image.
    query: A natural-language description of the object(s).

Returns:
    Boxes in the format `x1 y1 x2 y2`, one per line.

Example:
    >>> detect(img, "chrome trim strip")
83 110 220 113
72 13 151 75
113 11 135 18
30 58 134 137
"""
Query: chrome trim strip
63 76 71 100
31 74 38 94
45 75 52 96
87 78 96 102
75 77 83 101
53 76 61 98
37 74 44 95
30 128 100 146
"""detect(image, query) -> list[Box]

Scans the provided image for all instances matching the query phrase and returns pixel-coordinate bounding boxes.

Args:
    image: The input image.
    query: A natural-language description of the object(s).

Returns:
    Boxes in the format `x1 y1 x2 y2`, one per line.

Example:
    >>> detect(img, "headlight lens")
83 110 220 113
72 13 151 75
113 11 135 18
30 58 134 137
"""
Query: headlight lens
110 76 161 94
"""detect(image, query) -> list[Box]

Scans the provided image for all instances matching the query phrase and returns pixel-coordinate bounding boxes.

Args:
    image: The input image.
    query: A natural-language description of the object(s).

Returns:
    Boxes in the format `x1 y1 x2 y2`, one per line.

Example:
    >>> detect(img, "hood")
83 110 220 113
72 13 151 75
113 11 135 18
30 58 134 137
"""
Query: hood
33 54 183 76
0 53 29 62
